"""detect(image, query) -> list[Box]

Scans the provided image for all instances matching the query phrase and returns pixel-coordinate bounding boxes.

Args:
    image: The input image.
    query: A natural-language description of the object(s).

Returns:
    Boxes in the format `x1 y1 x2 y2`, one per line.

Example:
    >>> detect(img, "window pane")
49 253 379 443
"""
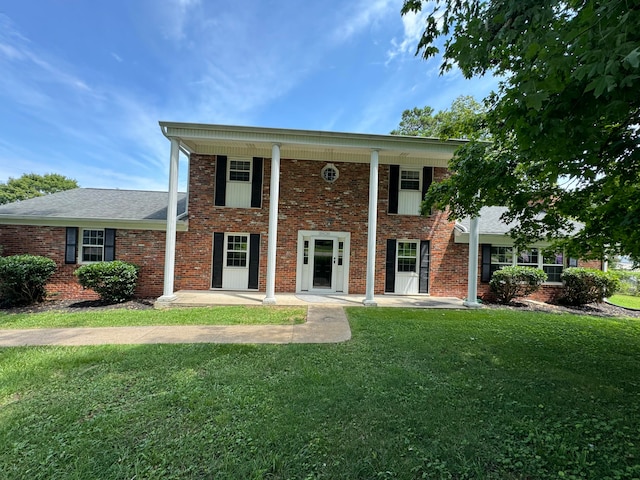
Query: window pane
491 246 513 265
543 265 563 282
517 248 538 266
400 170 420 190
82 246 103 262
543 251 564 265
398 258 417 272
229 160 251 182
226 235 248 267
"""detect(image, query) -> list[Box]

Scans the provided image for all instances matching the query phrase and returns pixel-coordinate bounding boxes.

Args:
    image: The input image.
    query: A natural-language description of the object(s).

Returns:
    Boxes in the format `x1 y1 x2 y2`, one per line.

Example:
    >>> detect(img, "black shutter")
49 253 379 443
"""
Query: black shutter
65 227 78 264
385 239 396 293
250 157 263 208
388 165 399 214
104 229 116 261
248 234 260 289
419 240 430 293
422 166 433 198
212 232 224 288
481 244 492 282
214 156 227 206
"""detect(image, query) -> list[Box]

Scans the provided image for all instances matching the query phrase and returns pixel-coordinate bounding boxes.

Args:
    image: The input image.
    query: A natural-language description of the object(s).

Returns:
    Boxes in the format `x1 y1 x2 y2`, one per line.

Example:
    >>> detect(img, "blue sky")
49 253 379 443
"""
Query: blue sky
0 0 498 191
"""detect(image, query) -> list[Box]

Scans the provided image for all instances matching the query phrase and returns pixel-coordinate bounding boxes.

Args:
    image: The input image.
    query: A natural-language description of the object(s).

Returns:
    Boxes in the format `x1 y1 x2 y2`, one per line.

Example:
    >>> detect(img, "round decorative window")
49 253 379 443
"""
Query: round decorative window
321 163 339 183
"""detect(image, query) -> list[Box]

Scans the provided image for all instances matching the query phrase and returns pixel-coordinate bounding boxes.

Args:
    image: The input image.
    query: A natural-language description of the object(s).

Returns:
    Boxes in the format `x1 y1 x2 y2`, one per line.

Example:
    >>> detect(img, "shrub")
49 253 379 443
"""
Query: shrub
614 270 640 297
0 254 57 307
559 267 620 306
489 266 547 304
75 261 140 303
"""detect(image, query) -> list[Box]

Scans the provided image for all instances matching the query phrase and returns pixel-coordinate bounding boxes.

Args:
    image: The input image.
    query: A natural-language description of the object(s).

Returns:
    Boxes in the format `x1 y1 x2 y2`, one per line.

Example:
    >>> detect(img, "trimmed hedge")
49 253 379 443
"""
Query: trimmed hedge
489 266 547 304
559 267 620 305
75 261 140 303
0 254 57 307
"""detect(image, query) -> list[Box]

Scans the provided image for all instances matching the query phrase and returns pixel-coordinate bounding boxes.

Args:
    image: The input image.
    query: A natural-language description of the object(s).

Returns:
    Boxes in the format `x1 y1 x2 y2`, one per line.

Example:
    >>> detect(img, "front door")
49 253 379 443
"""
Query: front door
312 239 334 289
297 231 350 294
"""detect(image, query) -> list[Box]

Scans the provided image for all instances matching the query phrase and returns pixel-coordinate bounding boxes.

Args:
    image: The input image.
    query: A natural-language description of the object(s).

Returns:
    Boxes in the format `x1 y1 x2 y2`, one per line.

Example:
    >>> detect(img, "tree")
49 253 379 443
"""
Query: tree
402 0 640 262
0 173 79 205
391 95 489 140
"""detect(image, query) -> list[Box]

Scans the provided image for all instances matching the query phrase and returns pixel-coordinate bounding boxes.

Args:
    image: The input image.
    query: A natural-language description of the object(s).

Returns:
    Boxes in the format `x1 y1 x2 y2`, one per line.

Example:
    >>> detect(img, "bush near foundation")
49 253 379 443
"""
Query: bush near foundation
490 266 547 304
0 254 57 307
560 267 620 306
75 261 140 303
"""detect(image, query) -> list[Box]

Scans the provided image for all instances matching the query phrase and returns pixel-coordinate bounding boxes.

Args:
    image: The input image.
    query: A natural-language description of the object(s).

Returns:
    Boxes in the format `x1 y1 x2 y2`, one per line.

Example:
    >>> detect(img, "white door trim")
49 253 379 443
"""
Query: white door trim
296 230 350 294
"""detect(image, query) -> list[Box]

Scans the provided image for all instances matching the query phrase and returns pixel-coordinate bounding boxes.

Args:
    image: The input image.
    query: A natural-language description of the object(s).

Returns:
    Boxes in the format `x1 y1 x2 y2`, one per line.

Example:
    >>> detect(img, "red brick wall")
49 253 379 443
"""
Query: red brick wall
0 225 166 300
176 155 469 296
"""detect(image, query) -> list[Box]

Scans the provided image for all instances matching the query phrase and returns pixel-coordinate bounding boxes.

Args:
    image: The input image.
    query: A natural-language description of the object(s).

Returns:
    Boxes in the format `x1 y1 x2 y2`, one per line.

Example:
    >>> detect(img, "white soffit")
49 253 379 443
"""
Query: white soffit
160 122 464 167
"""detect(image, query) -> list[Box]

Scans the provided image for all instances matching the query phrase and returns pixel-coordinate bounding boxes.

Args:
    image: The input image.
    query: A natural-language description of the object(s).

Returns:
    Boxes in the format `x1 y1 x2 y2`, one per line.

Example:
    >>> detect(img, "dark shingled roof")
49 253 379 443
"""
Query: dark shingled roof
0 188 187 221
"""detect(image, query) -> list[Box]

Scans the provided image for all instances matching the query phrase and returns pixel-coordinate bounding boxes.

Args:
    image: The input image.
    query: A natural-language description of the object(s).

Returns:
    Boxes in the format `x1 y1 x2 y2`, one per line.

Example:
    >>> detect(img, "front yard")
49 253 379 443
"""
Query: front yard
1 308 639 479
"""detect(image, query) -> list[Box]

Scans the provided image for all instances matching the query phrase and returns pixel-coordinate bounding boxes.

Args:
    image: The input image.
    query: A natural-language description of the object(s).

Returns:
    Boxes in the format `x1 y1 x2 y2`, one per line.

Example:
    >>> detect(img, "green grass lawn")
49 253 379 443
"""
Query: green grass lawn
1 308 639 479
608 294 640 310
0 305 306 329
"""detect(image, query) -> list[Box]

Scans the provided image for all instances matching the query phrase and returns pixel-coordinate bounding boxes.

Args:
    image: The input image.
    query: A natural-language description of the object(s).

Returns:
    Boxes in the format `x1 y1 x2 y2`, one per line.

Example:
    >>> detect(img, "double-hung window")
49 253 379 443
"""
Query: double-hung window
488 246 566 283
226 235 248 267
81 229 104 262
397 241 418 273
228 160 251 182
543 251 564 282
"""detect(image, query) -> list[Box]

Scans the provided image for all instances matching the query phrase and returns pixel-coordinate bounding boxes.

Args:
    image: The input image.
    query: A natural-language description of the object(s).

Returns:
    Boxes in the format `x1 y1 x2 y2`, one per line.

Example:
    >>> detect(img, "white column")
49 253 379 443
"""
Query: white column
463 216 482 308
363 150 379 306
159 137 180 302
263 144 281 305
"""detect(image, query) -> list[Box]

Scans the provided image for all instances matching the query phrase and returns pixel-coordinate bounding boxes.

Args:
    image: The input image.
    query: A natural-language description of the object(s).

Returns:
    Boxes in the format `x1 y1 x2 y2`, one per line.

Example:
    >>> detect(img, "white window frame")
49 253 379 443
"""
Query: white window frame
397 240 418 273
399 168 421 191
80 228 105 263
224 233 249 269
227 159 252 183
491 245 565 284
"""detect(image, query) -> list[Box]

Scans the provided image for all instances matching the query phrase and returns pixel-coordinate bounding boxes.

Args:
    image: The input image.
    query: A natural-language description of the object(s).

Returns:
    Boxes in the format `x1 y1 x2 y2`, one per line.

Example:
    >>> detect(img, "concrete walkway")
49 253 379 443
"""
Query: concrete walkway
0 292 465 347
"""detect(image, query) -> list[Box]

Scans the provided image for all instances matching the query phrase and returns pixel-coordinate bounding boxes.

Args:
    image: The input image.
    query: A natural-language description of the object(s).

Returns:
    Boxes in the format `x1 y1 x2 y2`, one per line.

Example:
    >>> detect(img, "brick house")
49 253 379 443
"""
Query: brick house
0 123 596 304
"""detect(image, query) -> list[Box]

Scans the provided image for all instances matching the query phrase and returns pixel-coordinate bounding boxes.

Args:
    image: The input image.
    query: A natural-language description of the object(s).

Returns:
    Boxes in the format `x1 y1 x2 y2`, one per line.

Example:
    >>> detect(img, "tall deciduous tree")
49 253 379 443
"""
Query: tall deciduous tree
403 0 640 261
391 95 489 140
0 173 79 205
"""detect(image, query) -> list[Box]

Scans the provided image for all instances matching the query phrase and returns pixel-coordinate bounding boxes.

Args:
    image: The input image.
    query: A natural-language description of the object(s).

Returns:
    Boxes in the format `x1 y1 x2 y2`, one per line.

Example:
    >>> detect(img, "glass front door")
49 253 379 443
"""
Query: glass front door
312 239 334 288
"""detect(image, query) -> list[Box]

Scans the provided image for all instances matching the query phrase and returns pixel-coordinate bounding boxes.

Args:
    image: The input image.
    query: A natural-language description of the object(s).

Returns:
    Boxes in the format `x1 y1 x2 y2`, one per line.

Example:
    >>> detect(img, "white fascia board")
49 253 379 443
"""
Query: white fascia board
0 216 189 232
159 122 464 165
454 231 555 248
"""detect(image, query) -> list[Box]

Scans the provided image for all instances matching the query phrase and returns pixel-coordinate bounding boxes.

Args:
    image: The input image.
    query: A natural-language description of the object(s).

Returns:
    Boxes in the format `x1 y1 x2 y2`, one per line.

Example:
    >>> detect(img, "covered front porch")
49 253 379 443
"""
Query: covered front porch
156 290 466 308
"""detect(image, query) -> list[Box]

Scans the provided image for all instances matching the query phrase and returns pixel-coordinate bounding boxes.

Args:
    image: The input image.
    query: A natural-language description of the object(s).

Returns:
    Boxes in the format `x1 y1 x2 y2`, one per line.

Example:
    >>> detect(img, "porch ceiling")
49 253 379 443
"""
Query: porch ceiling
160 122 464 167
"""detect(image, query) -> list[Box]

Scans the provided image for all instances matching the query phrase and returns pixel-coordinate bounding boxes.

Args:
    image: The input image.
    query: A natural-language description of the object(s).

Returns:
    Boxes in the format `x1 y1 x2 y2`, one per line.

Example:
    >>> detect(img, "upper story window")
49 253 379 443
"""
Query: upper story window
400 169 420 191
228 160 251 182
81 229 105 262
214 156 263 208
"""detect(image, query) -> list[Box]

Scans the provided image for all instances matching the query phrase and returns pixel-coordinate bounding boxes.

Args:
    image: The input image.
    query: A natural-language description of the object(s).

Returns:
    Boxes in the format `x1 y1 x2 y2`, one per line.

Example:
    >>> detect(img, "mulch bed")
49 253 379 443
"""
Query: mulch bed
1 297 639 318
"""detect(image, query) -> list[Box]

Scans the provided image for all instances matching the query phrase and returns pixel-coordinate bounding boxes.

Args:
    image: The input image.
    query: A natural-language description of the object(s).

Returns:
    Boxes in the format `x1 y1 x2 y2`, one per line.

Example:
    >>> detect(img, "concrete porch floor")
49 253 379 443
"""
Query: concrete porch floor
156 290 466 309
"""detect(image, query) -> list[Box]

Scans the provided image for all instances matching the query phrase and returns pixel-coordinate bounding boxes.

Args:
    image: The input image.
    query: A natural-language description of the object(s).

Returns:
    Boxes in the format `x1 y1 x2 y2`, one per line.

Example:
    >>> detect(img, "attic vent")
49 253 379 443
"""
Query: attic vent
321 163 339 183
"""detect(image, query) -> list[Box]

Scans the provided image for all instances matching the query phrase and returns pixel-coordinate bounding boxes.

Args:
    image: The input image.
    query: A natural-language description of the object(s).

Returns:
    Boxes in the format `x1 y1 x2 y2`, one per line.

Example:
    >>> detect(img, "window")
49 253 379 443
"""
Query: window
543 250 564 283
488 246 564 283
400 169 420 190
490 246 513 274
303 240 309 265
81 229 104 262
228 160 251 182
397 241 418 272
321 163 339 183
226 235 248 267
517 248 539 267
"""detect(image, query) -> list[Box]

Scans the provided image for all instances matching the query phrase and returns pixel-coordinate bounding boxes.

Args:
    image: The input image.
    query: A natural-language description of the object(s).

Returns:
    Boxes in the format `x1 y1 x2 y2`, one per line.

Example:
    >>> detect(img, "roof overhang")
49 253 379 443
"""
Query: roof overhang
0 216 189 232
159 122 465 167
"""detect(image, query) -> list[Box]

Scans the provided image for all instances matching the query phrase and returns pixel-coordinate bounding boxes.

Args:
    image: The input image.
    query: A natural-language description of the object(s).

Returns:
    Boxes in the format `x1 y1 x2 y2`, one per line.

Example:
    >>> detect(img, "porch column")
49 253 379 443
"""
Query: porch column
363 149 379 306
159 137 180 302
463 216 482 308
263 144 281 305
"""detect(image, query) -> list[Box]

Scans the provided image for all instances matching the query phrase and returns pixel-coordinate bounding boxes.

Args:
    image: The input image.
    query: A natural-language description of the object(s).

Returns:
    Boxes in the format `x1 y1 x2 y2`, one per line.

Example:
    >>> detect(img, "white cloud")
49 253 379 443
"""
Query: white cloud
330 0 399 44
386 7 429 63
